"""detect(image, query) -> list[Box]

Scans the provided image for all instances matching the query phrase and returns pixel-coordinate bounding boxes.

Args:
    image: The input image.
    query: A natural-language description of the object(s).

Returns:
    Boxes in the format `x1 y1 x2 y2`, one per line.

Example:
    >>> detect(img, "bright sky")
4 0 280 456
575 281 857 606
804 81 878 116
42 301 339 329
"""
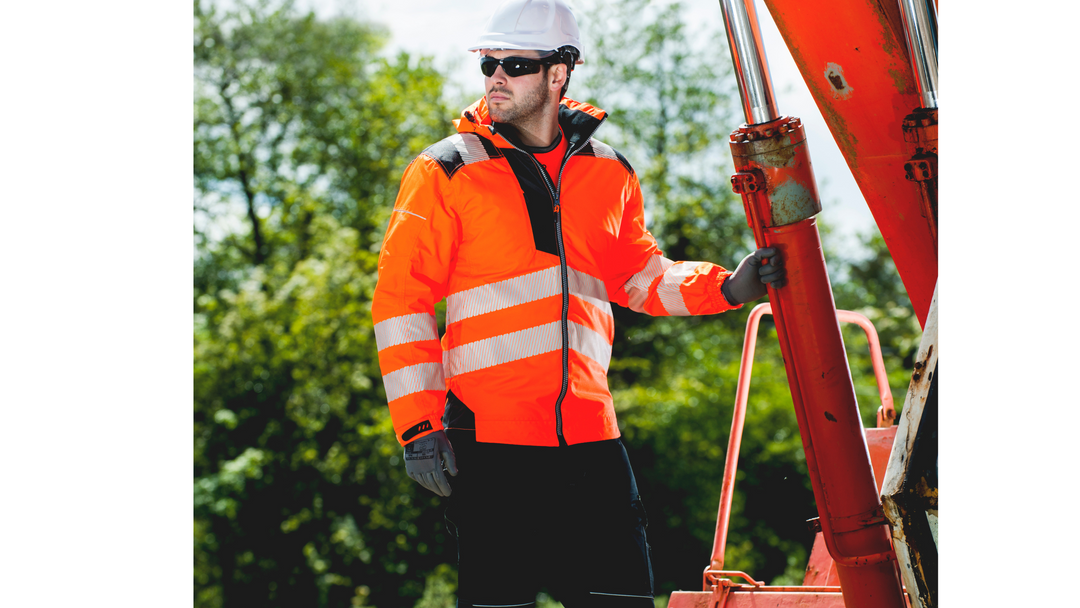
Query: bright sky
311 0 877 254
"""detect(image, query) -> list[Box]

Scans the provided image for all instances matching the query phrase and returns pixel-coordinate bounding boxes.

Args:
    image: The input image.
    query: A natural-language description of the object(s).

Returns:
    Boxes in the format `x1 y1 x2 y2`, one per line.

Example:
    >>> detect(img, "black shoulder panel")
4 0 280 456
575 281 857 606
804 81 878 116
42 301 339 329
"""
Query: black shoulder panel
579 140 636 176
421 133 504 181
421 138 464 180
612 148 635 175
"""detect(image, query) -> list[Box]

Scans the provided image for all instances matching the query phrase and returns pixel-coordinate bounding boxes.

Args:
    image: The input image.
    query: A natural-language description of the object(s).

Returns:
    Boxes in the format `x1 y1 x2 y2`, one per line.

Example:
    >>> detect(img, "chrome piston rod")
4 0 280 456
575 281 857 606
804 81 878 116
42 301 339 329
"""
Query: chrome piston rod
898 0 939 109
718 0 779 125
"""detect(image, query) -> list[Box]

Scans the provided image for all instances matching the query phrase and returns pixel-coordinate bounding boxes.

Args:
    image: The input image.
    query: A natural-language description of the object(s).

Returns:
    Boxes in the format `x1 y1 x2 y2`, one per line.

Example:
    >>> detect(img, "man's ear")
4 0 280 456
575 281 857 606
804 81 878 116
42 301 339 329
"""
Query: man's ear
549 64 569 93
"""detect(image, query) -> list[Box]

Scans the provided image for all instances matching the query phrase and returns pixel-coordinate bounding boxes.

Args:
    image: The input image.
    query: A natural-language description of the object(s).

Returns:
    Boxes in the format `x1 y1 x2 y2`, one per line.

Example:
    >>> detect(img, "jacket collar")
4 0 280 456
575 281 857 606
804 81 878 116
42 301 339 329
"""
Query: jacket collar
455 97 607 153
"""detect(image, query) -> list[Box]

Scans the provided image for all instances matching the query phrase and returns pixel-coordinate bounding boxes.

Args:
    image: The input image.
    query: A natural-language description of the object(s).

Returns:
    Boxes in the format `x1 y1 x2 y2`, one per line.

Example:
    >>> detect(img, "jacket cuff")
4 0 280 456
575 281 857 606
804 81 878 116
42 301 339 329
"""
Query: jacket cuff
398 417 445 446
713 271 742 311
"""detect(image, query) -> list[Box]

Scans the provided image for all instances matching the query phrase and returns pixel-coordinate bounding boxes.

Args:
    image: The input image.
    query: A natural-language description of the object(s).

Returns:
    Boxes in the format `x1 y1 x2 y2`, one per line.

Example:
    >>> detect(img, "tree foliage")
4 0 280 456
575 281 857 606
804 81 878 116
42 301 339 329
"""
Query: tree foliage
194 1 452 606
193 0 921 606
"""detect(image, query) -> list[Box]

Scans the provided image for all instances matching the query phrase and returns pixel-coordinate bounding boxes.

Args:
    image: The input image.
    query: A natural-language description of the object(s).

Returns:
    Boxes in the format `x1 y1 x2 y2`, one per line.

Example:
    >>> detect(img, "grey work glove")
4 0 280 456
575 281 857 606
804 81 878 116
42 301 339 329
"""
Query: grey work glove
721 247 786 306
403 430 459 497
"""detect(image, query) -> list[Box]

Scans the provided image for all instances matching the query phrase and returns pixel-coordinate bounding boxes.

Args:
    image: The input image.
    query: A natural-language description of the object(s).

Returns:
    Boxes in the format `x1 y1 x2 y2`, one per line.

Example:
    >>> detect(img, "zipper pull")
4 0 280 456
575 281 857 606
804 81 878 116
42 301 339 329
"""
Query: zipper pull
553 203 560 213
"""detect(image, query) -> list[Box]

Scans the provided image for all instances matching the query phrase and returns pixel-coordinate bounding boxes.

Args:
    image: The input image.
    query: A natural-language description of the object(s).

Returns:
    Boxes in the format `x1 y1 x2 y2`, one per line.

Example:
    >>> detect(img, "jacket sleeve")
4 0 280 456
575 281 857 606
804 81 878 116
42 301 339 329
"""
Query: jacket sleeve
372 156 458 446
604 172 740 316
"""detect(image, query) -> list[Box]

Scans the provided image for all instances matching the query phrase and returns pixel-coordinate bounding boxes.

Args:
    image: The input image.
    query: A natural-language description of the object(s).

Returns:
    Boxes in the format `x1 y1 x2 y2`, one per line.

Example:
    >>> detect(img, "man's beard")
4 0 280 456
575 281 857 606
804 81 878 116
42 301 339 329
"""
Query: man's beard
487 77 551 128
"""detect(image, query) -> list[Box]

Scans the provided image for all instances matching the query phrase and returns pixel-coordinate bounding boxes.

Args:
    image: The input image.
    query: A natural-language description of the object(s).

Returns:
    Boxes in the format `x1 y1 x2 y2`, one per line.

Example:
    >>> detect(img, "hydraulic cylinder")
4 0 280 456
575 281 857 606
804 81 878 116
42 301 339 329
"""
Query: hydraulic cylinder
718 1 906 605
729 117 906 608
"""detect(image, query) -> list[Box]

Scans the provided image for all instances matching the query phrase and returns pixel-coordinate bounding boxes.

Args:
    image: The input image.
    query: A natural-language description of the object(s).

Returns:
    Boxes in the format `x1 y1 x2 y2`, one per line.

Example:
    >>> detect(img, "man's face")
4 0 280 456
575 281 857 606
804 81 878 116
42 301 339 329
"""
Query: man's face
482 49 552 126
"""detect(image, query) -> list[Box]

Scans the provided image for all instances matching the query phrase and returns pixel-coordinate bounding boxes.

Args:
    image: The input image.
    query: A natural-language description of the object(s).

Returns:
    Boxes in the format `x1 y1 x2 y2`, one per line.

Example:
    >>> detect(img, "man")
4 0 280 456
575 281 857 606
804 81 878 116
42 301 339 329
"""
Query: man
371 1 784 605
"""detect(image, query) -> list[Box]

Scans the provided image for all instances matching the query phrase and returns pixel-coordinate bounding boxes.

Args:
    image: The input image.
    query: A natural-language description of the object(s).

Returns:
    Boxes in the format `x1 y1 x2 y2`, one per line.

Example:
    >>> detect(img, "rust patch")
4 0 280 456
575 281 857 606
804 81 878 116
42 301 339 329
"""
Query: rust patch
915 477 938 509
888 67 910 95
762 142 797 168
769 176 818 225
870 0 901 57
824 62 854 100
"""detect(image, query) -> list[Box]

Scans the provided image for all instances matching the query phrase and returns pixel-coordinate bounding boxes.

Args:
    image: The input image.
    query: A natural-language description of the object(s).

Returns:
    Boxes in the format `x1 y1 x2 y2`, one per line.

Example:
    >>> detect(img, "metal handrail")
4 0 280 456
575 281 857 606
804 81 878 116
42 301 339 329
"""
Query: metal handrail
708 303 896 574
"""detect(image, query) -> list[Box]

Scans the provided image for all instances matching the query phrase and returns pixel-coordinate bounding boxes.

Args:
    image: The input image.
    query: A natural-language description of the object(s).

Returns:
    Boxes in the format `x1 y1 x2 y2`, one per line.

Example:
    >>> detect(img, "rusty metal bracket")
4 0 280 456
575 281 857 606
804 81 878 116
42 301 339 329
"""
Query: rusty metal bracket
731 169 768 233
730 169 766 194
902 108 938 148
904 155 936 182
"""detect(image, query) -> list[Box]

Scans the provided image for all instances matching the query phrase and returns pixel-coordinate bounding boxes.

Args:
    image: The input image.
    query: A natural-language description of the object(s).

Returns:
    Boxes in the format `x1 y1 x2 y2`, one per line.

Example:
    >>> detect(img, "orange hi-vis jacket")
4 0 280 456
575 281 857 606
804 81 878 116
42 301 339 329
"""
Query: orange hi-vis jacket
373 97 741 447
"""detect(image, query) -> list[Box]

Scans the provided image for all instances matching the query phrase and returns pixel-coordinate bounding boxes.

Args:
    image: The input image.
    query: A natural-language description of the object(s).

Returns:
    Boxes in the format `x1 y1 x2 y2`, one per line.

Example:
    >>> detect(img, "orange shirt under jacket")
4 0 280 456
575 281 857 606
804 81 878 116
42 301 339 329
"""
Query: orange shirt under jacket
373 97 741 447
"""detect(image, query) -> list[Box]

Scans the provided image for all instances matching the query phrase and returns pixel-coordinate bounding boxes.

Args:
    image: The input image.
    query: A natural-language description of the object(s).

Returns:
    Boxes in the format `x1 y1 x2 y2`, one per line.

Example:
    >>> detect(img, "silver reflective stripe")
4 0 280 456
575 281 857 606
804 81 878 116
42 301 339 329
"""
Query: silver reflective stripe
447 267 612 326
589 591 654 599
590 139 619 160
447 267 560 325
383 362 445 402
623 255 700 316
444 321 611 378
473 603 535 607
445 321 560 378
450 133 492 165
567 267 613 317
569 321 612 371
374 313 439 351
657 261 696 316
623 255 672 313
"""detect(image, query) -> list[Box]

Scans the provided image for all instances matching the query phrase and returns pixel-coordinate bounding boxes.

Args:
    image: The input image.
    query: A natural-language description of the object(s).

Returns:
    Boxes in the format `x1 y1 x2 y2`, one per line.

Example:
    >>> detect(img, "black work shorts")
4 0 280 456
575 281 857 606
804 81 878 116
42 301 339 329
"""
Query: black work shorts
444 430 655 608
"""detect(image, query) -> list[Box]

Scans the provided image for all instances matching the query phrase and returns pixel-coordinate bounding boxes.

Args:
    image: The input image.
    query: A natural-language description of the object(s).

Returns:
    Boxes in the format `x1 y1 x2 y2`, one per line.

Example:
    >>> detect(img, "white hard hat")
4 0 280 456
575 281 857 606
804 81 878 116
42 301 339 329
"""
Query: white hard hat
468 0 584 63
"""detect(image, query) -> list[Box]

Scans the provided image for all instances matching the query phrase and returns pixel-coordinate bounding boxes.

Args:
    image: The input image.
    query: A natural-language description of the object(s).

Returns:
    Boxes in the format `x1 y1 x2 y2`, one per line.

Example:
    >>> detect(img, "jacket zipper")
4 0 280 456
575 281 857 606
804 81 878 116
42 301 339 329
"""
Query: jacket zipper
524 150 572 446
494 117 605 446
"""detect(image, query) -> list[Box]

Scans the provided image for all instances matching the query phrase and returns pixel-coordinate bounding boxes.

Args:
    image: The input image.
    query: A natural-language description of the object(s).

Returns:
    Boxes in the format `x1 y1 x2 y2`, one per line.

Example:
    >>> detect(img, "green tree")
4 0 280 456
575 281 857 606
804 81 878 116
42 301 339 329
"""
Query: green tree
193 1 453 606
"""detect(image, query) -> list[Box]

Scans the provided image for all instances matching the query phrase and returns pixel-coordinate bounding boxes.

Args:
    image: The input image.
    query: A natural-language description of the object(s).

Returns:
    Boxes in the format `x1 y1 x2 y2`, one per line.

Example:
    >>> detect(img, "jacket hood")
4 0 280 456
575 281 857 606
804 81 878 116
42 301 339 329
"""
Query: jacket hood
454 96 608 148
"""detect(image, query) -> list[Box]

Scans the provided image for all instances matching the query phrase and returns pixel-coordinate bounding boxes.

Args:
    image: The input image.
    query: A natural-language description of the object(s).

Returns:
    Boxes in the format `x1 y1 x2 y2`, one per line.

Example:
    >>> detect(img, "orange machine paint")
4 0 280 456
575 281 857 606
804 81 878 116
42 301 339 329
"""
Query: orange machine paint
760 0 938 327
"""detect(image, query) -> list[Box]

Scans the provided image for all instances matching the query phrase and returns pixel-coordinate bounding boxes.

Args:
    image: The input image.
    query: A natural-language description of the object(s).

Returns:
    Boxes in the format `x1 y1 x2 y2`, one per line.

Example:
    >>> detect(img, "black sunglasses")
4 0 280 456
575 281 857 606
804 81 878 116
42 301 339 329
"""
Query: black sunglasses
480 55 561 78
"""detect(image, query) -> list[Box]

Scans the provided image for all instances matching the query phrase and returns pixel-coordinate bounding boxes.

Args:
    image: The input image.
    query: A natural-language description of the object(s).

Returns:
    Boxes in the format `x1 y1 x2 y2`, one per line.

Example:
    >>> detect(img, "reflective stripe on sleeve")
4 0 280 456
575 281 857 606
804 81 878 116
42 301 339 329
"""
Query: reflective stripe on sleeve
623 255 702 316
383 362 446 403
623 255 672 313
374 312 440 351
444 321 611 378
656 261 694 316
